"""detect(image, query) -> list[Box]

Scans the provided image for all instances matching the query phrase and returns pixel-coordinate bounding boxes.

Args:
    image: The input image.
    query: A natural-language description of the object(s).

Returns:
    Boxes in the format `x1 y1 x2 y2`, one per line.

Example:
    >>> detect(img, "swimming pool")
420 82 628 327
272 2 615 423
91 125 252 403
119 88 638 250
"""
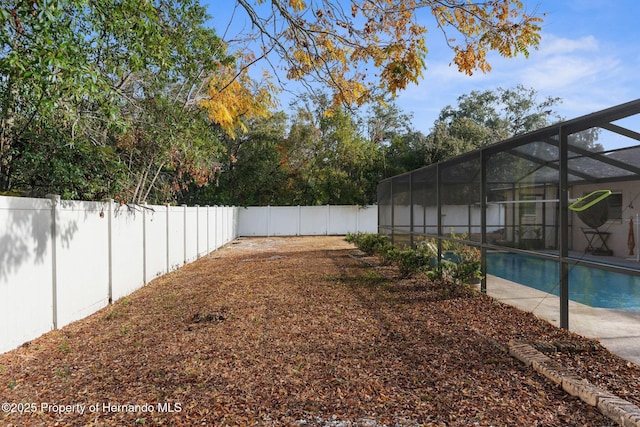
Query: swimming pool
486 252 640 311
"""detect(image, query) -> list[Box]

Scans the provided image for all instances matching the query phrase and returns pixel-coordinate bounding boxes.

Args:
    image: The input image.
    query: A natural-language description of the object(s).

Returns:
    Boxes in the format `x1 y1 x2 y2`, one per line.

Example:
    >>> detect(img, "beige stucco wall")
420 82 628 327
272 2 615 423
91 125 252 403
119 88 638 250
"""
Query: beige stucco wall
570 181 640 257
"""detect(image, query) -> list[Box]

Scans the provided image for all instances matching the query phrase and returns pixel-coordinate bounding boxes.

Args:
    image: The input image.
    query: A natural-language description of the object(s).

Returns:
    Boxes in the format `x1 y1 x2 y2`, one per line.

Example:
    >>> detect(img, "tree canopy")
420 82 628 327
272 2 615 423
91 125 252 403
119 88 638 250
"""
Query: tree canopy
231 0 543 108
425 85 563 163
0 0 274 201
1 0 546 204
185 86 565 206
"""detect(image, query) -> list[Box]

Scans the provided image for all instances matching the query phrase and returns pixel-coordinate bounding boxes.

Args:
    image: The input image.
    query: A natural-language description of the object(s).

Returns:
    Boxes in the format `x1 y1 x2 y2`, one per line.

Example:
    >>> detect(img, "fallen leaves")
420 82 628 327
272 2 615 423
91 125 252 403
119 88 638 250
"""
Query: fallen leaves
0 236 637 426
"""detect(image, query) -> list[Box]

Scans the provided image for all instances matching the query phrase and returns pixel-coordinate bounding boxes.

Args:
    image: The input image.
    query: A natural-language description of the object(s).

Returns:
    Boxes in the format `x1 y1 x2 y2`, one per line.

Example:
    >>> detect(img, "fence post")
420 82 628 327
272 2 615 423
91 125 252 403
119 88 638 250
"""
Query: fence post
182 204 187 264
326 204 330 235
142 202 147 285
46 194 60 330
165 204 170 273
107 199 114 303
213 205 220 249
196 205 200 258
267 205 271 237
206 205 210 254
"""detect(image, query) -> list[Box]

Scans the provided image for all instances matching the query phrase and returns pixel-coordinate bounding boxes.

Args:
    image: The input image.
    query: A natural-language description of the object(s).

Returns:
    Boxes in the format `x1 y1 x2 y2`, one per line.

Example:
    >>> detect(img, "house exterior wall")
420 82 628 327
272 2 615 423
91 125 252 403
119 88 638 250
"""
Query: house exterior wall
571 181 640 257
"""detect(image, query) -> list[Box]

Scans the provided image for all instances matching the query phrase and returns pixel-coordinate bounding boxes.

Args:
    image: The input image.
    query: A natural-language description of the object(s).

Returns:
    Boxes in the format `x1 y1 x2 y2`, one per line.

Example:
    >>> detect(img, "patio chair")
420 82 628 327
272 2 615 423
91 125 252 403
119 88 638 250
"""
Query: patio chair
569 190 613 255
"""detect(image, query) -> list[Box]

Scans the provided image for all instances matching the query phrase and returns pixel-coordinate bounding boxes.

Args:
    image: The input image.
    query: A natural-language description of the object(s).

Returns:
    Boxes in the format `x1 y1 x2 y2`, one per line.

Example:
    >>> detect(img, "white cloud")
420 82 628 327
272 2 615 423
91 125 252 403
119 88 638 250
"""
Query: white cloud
520 54 621 91
391 24 637 135
515 33 621 91
536 34 599 57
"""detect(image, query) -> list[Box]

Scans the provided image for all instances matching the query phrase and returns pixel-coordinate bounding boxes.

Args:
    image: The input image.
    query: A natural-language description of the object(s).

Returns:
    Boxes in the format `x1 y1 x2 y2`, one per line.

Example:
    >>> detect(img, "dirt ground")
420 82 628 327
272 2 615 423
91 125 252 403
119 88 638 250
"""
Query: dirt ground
1 236 639 426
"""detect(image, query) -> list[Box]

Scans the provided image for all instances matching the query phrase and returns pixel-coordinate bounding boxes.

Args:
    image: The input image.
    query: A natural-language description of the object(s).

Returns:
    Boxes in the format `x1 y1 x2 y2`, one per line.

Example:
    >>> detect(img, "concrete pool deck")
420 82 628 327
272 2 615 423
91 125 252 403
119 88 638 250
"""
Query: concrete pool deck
486 275 640 366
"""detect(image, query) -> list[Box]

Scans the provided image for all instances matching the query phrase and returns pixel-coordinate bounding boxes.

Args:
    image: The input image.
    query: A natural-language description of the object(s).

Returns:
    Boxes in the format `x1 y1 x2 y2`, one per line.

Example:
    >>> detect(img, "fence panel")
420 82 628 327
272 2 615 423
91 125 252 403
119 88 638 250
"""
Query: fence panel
185 206 198 263
197 206 208 257
167 205 185 271
269 206 299 236
144 204 168 283
229 207 238 242
207 206 218 252
110 203 144 301
357 206 378 234
55 200 110 328
327 206 359 235
237 207 268 236
238 205 377 236
0 196 54 353
299 206 327 235
215 206 224 249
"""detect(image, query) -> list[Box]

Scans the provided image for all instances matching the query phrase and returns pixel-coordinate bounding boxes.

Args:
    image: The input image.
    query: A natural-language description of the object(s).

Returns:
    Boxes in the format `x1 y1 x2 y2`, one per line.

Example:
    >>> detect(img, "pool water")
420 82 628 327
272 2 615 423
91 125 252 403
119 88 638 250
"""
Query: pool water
486 252 640 311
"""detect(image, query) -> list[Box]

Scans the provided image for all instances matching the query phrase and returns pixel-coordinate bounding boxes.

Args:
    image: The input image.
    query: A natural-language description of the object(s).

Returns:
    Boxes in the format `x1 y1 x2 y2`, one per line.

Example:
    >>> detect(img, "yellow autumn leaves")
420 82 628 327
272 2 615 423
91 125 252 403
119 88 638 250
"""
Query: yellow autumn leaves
432 0 542 74
203 0 543 136
199 57 278 138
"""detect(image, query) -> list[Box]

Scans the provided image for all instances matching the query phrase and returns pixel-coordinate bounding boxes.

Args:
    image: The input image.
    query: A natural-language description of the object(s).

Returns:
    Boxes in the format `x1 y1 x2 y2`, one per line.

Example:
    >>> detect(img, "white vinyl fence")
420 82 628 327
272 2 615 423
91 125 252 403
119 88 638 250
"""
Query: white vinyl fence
0 195 238 354
1 199 377 354
238 205 377 236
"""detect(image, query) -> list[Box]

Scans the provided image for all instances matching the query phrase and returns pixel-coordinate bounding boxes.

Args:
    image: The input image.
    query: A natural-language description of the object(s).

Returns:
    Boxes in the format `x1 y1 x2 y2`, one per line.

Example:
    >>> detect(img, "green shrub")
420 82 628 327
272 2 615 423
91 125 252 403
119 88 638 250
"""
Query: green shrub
385 241 438 277
448 235 482 284
453 259 482 283
345 232 391 256
346 232 482 283
396 248 426 277
424 260 455 282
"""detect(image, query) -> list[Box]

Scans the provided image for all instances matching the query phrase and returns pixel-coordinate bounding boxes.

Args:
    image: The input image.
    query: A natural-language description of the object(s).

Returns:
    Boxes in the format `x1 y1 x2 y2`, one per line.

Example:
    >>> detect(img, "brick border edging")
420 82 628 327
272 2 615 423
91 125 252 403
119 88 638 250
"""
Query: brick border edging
509 340 640 427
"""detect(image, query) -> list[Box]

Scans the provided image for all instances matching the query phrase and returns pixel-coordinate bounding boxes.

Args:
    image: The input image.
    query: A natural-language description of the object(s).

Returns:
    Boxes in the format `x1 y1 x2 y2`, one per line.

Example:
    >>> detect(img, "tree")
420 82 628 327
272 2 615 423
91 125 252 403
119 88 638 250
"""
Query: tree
1 0 277 202
115 96 227 204
188 93 390 206
365 102 429 177
425 85 562 163
0 0 102 192
199 54 278 139
230 0 543 108
183 112 291 206
285 94 382 205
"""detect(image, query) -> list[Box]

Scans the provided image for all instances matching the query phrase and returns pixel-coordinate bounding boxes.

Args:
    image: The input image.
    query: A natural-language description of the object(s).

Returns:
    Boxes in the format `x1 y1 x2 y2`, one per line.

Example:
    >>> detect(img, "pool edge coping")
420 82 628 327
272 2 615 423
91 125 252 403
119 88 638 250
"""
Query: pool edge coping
509 340 640 427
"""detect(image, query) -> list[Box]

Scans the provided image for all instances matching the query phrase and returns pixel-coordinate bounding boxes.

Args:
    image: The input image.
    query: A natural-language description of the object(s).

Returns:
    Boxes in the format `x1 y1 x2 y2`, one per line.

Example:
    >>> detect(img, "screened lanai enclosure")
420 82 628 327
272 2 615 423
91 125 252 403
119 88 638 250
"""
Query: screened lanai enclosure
378 99 640 329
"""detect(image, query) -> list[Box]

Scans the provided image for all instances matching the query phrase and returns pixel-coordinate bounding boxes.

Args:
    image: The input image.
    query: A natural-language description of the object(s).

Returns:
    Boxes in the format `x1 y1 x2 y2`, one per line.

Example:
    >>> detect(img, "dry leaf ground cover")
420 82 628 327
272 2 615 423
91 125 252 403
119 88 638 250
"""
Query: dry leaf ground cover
1 236 639 426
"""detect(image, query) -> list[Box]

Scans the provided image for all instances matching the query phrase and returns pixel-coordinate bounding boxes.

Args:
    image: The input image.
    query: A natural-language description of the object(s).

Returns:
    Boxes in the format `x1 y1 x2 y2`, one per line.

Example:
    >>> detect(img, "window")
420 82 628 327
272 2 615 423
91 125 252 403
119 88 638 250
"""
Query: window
519 194 543 218
608 192 622 220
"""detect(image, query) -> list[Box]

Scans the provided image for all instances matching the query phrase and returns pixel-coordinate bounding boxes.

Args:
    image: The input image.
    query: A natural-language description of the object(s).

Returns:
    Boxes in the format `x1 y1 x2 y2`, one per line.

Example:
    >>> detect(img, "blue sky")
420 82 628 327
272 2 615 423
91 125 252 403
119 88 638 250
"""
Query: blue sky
205 1 640 136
